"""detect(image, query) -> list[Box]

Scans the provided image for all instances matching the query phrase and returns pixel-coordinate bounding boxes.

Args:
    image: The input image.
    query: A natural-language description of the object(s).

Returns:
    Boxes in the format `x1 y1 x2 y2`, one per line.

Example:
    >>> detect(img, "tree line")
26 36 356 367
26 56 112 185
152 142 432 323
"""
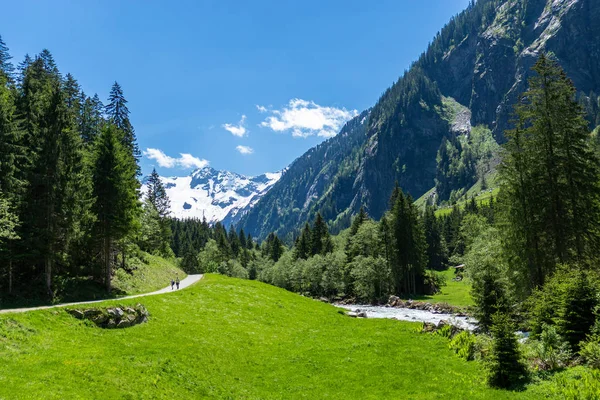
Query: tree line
0 37 172 302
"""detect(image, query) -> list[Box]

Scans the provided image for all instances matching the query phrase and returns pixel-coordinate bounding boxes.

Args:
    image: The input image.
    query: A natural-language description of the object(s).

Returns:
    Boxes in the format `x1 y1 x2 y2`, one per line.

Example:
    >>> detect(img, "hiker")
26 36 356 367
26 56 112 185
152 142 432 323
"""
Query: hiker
171 278 175 290
176 277 180 290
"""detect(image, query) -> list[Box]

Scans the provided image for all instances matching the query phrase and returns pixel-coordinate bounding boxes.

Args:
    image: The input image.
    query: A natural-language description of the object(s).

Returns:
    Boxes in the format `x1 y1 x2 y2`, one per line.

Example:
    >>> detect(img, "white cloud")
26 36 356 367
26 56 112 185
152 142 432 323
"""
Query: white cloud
236 145 254 155
259 98 358 139
143 148 209 169
222 115 247 137
256 105 267 113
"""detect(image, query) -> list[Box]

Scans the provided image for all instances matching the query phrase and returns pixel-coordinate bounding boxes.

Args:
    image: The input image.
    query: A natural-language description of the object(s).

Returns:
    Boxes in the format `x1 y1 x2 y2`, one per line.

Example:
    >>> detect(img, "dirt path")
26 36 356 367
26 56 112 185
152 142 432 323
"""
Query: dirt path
0 274 204 315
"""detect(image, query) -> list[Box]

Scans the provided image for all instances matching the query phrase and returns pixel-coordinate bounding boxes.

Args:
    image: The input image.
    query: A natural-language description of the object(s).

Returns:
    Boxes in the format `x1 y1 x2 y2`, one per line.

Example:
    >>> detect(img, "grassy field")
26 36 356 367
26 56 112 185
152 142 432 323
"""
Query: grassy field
412 268 474 307
2 274 594 399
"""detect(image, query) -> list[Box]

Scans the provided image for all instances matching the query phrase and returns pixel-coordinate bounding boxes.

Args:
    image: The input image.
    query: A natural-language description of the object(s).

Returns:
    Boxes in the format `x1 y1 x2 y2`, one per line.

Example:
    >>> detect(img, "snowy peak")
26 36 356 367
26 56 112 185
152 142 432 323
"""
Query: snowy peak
147 166 282 225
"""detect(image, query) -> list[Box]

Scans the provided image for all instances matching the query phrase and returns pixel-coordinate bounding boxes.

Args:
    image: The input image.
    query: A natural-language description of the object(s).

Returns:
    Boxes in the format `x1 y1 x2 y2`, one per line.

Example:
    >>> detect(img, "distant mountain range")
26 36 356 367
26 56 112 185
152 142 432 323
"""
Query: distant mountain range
144 167 282 226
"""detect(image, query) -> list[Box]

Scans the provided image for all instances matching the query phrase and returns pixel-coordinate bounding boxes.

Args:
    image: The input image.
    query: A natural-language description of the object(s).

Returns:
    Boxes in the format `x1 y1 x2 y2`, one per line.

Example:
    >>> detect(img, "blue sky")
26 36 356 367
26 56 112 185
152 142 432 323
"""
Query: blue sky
2 0 470 177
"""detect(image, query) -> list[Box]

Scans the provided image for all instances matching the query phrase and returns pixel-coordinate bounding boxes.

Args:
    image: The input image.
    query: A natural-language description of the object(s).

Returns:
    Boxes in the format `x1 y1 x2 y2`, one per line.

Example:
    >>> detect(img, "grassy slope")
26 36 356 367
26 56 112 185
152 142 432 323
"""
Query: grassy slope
435 187 500 217
112 253 185 295
1 274 532 399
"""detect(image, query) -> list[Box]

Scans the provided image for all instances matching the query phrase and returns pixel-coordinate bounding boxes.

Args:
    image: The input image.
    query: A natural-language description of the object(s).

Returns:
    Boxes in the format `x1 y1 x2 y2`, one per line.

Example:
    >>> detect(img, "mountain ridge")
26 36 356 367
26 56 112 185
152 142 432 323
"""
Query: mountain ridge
143 166 282 225
237 0 600 241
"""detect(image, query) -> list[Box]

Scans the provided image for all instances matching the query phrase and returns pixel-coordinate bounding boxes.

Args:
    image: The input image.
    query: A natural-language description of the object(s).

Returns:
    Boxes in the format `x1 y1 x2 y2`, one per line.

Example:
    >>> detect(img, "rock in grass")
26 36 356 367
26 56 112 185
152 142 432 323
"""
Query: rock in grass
67 304 149 329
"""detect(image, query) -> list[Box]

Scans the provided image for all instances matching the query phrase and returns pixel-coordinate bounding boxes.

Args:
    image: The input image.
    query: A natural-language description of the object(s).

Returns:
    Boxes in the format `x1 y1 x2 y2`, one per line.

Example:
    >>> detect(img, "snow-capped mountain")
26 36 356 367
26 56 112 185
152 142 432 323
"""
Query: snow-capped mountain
145 167 283 226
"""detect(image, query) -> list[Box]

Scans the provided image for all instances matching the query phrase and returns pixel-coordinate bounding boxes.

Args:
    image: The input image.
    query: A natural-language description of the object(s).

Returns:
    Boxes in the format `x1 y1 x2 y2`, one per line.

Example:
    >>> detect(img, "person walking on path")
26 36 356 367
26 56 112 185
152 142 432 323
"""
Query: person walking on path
176 277 180 290
171 279 175 290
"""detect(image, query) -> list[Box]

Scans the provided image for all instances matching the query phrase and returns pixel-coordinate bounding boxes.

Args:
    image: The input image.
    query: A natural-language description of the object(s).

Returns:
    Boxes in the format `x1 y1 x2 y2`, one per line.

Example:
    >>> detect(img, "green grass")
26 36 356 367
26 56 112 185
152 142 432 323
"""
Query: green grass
112 253 185 295
410 268 475 307
0 274 545 399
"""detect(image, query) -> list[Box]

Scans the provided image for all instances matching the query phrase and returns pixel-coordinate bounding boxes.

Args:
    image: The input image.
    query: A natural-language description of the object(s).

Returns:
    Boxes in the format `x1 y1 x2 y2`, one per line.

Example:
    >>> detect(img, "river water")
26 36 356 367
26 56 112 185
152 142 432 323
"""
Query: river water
336 304 478 331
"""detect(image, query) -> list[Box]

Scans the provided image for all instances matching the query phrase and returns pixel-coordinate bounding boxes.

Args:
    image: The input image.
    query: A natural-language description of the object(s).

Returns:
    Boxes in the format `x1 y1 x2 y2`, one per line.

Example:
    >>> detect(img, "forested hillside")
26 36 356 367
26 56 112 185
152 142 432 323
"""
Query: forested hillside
238 0 600 241
0 40 178 305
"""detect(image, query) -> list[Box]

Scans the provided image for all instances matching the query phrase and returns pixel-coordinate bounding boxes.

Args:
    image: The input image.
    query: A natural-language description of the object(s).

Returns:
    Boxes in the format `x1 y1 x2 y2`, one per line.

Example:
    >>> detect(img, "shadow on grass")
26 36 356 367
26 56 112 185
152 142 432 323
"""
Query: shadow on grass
0 276 127 310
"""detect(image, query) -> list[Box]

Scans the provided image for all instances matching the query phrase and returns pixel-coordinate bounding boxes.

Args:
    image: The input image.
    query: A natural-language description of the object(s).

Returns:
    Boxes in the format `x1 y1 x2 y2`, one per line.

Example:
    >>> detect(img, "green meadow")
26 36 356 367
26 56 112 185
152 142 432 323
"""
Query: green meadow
2 274 597 399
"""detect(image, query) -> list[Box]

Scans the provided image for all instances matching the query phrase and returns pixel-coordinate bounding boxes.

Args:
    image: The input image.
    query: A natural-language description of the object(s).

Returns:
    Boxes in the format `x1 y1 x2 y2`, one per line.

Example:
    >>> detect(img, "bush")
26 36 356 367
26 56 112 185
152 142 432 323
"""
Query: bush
580 339 600 369
423 269 446 295
449 331 476 360
523 324 571 371
473 334 493 361
487 312 528 388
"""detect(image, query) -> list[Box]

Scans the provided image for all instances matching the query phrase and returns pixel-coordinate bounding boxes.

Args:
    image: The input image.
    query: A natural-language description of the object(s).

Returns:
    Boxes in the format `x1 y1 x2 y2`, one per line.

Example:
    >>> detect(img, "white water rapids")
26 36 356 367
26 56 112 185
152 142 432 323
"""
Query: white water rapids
337 304 478 331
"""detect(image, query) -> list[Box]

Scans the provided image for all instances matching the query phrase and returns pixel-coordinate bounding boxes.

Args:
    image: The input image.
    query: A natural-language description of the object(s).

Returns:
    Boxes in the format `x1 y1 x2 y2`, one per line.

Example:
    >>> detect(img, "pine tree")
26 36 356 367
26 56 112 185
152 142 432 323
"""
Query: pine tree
105 82 140 170
16 54 32 87
558 270 598 351
423 204 447 270
499 54 600 292
293 223 312 260
0 35 15 80
239 228 247 249
246 232 254 250
145 168 172 254
389 188 427 295
349 207 368 236
311 213 333 256
487 312 528 388
92 124 140 293
228 225 241 257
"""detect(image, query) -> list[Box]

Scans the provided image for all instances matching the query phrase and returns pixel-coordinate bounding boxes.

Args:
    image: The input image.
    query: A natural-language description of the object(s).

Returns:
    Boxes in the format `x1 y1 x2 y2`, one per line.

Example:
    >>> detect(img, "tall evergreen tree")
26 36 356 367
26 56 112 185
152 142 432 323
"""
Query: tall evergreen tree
311 213 333 256
389 189 427 295
499 54 600 292
91 124 140 292
0 35 15 80
105 82 140 172
293 222 312 260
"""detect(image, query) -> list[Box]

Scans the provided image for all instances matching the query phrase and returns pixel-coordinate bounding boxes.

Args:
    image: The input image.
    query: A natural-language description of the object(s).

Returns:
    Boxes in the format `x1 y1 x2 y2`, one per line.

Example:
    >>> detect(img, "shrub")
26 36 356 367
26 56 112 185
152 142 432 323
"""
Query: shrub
523 324 571 371
435 324 453 339
449 331 476 360
579 339 600 369
423 269 445 295
487 312 528 388
473 334 493 361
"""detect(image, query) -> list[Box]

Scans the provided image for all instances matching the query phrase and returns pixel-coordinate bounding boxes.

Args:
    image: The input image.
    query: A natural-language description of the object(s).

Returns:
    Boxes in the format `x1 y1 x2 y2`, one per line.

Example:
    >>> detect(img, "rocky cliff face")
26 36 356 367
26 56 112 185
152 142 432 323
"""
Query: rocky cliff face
239 0 600 241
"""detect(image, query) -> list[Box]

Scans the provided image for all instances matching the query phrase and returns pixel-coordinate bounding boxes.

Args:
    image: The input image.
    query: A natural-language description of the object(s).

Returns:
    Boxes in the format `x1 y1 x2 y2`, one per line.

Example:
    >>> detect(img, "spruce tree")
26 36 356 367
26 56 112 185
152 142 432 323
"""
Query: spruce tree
145 168 172 254
349 207 368 236
389 188 428 295
0 35 15 80
558 270 598 351
91 124 140 293
499 54 600 292
487 312 528 388
105 82 140 171
311 213 333 256
293 223 312 260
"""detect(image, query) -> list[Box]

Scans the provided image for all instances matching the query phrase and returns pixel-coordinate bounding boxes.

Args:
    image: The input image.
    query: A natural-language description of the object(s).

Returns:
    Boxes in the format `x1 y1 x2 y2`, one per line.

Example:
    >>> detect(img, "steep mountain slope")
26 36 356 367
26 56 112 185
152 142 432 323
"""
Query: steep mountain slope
143 167 281 225
239 0 600 241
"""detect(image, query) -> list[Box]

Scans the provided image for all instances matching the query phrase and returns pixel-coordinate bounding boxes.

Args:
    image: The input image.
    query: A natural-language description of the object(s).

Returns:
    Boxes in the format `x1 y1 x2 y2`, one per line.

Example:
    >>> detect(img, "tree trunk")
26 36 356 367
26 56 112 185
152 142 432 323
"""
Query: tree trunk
45 256 52 298
105 237 112 293
8 259 12 295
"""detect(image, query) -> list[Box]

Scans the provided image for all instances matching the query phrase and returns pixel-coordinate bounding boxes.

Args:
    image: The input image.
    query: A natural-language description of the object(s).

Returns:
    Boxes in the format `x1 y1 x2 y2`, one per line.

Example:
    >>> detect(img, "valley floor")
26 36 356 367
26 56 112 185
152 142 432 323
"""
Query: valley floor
0 274 596 399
